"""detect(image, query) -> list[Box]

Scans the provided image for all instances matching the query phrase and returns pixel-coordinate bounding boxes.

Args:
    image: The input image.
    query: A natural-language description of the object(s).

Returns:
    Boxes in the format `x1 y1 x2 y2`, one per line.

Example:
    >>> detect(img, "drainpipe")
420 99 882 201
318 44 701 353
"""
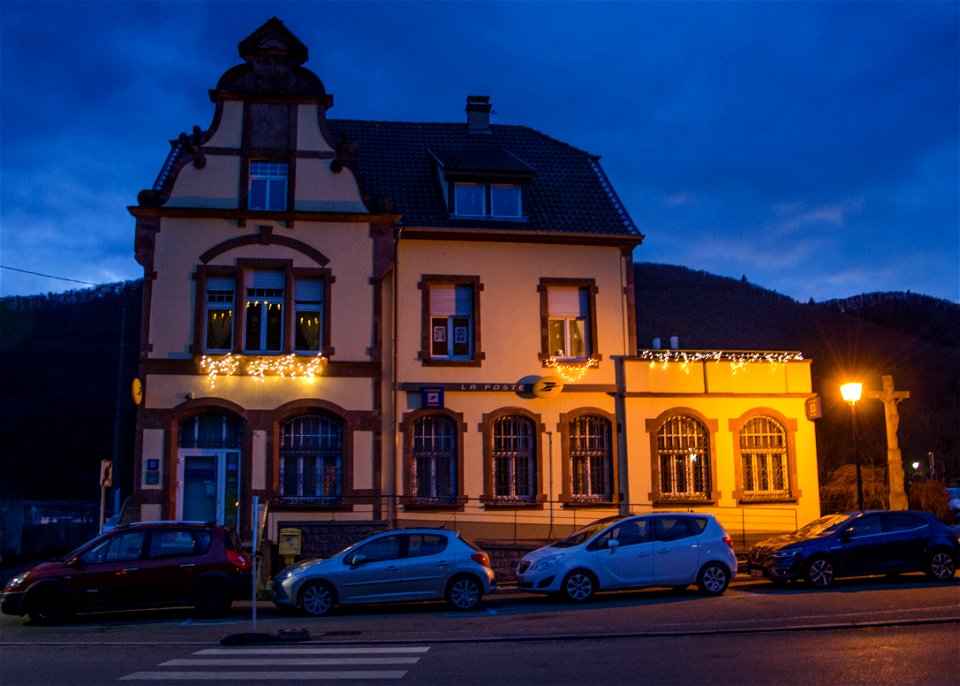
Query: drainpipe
389 224 403 528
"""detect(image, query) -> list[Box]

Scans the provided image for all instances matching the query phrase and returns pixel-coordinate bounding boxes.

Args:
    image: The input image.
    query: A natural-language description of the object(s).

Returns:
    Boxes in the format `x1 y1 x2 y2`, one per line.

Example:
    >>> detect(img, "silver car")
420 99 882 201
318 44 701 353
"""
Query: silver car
271 528 497 616
516 513 737 602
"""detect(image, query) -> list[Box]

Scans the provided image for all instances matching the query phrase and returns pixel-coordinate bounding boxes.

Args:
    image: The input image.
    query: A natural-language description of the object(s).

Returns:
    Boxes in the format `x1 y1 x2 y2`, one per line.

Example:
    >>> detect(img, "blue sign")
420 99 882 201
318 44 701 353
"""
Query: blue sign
421 387 444 409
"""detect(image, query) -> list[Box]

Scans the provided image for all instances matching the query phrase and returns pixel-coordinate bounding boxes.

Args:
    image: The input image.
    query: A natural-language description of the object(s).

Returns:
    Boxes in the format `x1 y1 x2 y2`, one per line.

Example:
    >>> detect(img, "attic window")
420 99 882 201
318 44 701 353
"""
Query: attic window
248 161 288 211
453 182 521 218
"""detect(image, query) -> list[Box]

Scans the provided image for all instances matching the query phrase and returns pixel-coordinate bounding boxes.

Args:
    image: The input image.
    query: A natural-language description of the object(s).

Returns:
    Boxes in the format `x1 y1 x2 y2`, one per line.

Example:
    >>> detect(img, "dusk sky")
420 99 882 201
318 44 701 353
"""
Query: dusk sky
1 1 957 303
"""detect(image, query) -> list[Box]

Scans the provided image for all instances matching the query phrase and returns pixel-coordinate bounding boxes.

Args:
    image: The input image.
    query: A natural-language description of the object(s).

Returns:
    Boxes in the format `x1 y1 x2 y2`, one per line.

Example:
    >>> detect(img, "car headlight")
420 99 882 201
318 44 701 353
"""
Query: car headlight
772 550 799 561
530 554 564 571
4 573 28 591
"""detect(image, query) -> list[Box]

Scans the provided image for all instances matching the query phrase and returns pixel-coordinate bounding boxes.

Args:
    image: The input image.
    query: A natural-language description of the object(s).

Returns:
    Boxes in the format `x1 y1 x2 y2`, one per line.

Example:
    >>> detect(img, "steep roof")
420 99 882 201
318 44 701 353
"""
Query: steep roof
328 119 639 237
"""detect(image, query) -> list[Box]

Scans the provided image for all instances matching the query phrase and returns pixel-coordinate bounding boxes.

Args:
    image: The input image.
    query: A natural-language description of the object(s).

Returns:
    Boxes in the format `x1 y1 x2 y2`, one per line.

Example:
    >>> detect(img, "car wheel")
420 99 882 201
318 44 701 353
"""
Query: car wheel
27 588 70 626
697 562 730 595
561 570 596 603
697 563 730 595
447 575 482 611
194 581 233 618
300 581 336 617
806 557 835 588
926 549 956 581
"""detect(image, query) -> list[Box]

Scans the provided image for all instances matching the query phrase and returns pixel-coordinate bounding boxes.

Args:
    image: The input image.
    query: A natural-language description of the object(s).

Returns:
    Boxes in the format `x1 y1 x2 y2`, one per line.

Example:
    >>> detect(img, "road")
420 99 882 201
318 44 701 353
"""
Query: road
1 575 957 684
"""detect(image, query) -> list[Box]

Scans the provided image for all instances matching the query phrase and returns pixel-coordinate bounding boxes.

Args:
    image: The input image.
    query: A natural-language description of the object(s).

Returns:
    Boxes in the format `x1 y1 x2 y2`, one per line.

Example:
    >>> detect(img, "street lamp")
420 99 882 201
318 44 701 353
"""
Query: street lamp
840 382 864 511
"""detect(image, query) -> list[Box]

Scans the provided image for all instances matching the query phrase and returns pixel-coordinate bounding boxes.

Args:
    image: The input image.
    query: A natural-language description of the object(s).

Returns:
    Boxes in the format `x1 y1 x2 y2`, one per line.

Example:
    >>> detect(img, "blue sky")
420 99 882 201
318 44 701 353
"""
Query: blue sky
1 0 957 303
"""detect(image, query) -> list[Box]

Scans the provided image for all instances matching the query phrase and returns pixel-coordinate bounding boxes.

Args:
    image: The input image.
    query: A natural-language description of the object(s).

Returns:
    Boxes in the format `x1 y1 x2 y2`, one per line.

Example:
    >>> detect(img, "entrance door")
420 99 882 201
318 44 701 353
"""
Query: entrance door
177 450 241 526
183 454 218 522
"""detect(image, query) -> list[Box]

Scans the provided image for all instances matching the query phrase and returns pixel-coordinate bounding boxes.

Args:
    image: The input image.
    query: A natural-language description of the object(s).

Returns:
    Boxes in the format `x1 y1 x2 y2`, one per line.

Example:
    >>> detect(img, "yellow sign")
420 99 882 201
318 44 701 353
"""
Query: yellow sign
131 377 143 405
532 375 564 398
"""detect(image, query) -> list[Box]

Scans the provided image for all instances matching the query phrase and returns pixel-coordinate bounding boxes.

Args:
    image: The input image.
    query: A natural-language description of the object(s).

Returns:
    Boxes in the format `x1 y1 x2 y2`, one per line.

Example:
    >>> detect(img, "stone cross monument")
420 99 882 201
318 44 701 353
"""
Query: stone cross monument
864 375 910 510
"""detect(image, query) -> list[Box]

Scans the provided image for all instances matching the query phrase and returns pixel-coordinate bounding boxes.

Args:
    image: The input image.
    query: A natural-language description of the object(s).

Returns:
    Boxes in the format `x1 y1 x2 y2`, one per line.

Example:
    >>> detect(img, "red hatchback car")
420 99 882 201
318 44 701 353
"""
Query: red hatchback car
2 521 251 624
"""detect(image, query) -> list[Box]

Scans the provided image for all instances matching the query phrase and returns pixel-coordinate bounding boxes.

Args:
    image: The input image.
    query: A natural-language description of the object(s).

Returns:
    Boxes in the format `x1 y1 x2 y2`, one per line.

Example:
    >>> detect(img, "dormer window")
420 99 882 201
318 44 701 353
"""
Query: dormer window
490 185 521 217
454 183 485 216
248 161 288 211
453 182 522 218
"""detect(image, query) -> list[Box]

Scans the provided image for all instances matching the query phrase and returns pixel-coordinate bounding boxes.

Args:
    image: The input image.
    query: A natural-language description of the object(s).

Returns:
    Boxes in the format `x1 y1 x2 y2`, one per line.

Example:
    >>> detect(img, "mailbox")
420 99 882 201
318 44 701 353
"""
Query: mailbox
278 527 302 566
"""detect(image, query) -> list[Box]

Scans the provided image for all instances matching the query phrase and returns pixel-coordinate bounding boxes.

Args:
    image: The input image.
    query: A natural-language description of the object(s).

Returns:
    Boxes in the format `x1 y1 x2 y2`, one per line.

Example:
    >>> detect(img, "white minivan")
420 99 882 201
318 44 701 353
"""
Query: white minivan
516 513 737 602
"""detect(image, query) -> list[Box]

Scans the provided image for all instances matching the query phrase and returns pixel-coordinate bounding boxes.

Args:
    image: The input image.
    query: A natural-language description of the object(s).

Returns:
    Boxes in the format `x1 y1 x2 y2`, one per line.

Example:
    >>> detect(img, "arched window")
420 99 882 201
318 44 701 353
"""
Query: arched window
179 412 242 449
491 415 537 500
411 415 458 502
279 414 343 504
656 415 711 500
740 416 789 498
569 414 613 500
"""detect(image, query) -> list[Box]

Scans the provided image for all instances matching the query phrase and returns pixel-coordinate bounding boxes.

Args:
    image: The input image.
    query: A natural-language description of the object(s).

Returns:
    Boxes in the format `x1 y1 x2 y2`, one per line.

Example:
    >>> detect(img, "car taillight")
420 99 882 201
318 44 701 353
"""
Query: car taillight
471 552 492 568
722 535 734 550
226 549 251 570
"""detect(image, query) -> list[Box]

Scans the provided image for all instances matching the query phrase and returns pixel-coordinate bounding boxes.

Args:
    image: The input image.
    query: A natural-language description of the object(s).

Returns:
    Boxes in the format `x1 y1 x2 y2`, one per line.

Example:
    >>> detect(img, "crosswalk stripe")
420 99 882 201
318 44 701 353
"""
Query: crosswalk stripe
120 670 408 680
161 657 421 666
194 646 430 655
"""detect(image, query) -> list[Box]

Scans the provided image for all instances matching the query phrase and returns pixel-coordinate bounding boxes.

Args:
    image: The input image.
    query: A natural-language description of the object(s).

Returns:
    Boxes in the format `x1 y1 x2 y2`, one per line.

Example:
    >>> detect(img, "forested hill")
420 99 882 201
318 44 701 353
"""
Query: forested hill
1 266 957 501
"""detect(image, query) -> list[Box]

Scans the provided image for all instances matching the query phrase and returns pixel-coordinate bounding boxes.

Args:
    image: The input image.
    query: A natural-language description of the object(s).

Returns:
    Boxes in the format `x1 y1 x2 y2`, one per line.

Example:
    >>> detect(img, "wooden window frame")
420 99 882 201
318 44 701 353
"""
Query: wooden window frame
418 274 484 367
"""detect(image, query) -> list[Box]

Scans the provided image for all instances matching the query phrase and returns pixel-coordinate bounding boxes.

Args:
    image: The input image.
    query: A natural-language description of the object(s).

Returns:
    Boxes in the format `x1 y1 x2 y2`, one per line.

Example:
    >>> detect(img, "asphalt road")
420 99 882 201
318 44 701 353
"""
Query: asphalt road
1 576 958 685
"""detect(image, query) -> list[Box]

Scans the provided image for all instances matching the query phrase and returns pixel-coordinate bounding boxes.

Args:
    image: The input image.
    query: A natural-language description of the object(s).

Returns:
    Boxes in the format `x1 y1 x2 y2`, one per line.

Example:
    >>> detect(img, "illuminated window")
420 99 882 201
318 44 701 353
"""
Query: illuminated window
294 279 323 353
740 416 790 499
656 415 711 500
244 270 284 353
540 280 596 362
248 161 288 211
204 276 235 352
279 414 343 504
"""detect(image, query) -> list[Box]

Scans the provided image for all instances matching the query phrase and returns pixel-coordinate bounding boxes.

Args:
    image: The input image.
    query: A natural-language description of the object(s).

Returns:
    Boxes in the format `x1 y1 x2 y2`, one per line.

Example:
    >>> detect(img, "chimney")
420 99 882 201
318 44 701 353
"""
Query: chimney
466 95 492 134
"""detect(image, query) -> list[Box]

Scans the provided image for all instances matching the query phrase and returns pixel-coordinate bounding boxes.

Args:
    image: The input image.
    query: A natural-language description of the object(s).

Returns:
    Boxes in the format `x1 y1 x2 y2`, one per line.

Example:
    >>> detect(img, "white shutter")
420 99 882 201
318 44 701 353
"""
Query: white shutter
548 286 586 317
245 270 285 290
207 276 235 293
431 284 472 315
295 278 324 303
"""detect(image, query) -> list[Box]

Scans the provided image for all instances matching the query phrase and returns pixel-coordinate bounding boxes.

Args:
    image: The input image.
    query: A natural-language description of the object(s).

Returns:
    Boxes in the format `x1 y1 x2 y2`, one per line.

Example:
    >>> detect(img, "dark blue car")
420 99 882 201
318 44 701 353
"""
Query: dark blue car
748 510 959 588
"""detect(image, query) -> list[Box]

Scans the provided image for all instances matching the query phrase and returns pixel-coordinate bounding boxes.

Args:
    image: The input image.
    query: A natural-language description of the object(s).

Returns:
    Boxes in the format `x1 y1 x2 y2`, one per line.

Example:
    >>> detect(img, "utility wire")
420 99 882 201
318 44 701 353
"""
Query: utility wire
1 264 100 287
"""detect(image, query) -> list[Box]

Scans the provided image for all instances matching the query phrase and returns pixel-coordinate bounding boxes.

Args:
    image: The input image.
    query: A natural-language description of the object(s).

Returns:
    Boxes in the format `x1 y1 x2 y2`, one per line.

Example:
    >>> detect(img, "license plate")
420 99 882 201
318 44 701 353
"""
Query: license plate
750 569 764 577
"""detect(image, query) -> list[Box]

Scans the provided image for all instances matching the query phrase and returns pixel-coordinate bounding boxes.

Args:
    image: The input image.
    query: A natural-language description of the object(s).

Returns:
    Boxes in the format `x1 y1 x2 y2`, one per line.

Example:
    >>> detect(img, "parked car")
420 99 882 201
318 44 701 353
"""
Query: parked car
1 521 251 625
747 510 960 588
946 487 960 518
270 528 496 616
516 513 737 602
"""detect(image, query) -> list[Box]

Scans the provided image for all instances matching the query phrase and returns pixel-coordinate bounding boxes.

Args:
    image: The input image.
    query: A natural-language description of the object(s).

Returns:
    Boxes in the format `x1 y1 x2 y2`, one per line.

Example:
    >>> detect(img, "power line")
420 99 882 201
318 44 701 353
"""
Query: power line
1 264 100 287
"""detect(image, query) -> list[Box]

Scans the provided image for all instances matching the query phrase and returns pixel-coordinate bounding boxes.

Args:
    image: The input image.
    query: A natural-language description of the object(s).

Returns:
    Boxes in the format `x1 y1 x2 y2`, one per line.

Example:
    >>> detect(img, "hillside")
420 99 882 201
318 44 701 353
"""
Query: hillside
1 266 957 501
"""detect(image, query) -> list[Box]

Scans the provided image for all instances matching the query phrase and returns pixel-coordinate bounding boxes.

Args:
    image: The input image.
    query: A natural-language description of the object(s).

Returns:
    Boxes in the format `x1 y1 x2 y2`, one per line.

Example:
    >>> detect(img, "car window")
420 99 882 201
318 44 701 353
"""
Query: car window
588 519 652 550
654 516 695 542
884 512 925 533
794 514 849 537
149 529 200 559
80 531 146 564
846 514 883 537
407 533 448 558
348 534 403 564
555 516 626 548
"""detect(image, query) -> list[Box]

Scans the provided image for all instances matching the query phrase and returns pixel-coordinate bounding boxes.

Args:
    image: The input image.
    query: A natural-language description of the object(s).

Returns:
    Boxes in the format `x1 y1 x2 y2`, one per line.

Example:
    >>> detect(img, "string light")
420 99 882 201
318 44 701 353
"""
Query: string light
638 350 803 375
545 356 599 383
198 353 327 387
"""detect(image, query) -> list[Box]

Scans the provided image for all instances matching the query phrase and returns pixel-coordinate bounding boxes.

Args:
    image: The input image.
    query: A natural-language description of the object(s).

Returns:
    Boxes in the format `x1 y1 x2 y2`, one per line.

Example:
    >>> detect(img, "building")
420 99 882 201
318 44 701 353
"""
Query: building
129 18 821 564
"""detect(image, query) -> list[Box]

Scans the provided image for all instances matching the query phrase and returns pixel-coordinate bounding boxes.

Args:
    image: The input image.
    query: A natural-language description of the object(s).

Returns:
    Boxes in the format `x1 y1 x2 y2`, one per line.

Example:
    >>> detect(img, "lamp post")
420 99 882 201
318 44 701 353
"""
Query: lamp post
841 382 864 511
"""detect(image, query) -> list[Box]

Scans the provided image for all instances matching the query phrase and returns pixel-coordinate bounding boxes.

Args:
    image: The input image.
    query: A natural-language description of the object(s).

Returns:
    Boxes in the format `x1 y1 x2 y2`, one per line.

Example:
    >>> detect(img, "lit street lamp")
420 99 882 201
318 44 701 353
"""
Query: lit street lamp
840 382 864 511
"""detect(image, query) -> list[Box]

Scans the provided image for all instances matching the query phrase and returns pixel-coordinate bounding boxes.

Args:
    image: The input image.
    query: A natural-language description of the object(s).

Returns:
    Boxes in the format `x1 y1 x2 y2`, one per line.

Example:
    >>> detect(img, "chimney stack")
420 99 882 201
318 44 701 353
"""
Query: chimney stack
466 95 492 134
